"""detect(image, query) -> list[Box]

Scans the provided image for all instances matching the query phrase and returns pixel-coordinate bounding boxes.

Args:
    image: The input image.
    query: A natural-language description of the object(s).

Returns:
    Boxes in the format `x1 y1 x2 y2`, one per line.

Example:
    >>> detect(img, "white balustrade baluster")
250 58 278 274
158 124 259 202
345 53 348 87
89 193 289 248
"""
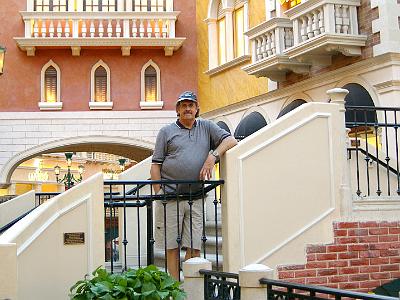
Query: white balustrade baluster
307 14 314 39
271 31 276 55
162 20 167 38
284 28 293 48
342 5 350 34
147 20 152 37
49 21 54 37
132 19 138 37
116 20 122 37
300 17 308 41
139 20 145 37
319 9 325 33
57 21 62 37
107 19 113 37
90 20 95 37
335 5 343 33
98 20 104 37
33 19 39 38
312 10 320 36
266 33 272 57
154 19 160 38
65 21 70 37
41 20 47 37
82 20 87 37
256 38 262 61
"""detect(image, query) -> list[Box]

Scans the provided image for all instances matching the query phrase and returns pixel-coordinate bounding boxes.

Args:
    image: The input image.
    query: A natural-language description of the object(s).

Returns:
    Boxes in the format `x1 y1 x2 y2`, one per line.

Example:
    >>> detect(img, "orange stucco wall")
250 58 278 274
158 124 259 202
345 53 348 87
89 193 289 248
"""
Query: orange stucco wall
0 0 197 111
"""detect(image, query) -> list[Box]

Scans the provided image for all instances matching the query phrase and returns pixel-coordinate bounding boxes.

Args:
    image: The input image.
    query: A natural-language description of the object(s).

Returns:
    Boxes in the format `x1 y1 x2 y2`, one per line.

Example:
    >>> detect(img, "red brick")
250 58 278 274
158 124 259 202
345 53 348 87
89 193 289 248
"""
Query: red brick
359 266 379 273
348 229 368 236
334 229 348 237
369 243 390 250
379 235 399 242
339 282 360 289
295 270 317 278
350 259 369 266
306 277 328 285
349 274 369 281
339 267 360 275
370 272 390 280
389 228 400 234
380 221 398 227
278 271 294 279
390 242 400 249
359 236 379 243
318 269 338 276
306 261 327 269
390 271 400 278
380 249 399 257
380 264 399 272
329 275 349 283
328 261 348 268
339 252 359 259
381 279 392 285
359 250 380 258
307 254 316 261
358 288 371 294
360 280 381 289
336 237 358 244
348 244 369 251
370 257 390 265
359 221 379 228
324 283 339 289
279 264 306 271
337 222 359 229
390 257 400 263
306 245 327 254
369 228 389 235
316 253 337 261
286 278 305 284
327 245 347 252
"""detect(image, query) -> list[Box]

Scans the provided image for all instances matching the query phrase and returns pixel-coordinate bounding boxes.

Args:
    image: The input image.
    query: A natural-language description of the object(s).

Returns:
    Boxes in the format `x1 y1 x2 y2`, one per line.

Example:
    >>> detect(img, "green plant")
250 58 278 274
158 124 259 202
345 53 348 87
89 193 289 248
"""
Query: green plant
69 265 187 300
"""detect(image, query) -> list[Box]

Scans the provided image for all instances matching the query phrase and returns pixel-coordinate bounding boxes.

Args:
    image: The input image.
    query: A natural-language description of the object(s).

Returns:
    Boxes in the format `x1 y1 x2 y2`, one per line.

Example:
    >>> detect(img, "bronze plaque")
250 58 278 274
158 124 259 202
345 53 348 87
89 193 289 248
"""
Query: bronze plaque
64 232 85 245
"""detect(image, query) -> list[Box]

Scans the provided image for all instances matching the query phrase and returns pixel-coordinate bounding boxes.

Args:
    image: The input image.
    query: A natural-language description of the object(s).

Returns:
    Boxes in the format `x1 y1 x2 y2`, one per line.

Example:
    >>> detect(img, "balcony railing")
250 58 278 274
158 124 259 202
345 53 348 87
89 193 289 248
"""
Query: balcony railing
244 0 367 81
15 10 185 56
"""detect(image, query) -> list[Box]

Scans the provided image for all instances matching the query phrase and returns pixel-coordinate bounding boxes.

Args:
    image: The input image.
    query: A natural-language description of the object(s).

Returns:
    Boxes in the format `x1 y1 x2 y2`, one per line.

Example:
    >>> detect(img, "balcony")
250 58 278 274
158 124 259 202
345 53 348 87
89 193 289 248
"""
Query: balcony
14 11 185 56
244 0 367 81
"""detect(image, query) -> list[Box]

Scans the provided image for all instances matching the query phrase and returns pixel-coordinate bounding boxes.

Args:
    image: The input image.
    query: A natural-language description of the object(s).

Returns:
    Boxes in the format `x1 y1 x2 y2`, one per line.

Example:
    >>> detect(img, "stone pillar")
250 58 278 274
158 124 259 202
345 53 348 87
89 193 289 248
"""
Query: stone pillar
239 264 273 300
182 258 212 300
327 88 348 110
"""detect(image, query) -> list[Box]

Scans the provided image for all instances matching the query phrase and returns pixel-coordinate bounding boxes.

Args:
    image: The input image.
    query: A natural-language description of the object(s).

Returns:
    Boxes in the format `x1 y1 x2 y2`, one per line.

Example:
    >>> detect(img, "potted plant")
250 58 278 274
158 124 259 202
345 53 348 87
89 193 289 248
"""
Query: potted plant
69 265 187 300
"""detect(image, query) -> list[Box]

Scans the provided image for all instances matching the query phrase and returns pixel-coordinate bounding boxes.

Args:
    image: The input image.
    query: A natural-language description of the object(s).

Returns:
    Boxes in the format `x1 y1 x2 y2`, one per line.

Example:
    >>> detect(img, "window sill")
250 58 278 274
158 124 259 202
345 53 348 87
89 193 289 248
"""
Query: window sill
140 101 164 110
205 55 251 76
38 102 63 110
89 101 113 110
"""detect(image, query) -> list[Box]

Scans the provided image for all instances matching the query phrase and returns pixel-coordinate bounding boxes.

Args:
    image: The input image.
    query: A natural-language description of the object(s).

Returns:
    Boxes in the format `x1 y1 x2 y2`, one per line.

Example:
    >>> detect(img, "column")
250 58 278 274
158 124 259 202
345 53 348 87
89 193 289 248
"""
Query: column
182 258 212 300
206 18 218 69
239 264 273 300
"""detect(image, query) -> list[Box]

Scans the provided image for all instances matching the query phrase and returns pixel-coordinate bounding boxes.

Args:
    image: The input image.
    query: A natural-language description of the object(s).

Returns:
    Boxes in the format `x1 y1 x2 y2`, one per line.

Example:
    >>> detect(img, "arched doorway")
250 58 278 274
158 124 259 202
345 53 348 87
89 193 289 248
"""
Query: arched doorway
277 99 307 118
234 112 268 141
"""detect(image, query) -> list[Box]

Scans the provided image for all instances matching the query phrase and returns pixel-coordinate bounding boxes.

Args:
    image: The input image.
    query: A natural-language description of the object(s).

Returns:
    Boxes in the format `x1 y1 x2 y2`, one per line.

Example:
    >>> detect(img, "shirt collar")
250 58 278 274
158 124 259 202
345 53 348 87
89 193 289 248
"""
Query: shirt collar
176 119 197 129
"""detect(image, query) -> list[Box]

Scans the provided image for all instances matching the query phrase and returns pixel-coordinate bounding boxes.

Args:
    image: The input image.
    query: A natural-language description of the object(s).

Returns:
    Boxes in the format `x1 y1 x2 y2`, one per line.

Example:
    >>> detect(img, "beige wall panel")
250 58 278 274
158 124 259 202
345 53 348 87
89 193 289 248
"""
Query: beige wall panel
249 0 266 28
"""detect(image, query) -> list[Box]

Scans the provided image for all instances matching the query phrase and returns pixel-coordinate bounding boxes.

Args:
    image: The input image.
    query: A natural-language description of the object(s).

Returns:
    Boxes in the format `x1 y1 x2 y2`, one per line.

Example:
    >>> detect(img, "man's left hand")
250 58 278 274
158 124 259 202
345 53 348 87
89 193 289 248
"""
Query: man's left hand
199 155 216 180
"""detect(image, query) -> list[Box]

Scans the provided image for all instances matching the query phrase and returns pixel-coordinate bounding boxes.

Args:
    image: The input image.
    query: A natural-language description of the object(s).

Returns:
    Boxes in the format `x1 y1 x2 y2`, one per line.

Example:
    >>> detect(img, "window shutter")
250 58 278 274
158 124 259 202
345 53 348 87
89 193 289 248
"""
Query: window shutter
145 66 157 102
45 66 57 102
95 66 107 102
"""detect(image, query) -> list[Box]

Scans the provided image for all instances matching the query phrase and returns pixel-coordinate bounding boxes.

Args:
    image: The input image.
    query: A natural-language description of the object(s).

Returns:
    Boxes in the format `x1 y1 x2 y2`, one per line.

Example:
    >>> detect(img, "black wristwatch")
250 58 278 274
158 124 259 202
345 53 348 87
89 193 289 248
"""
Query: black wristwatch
209 149 220 161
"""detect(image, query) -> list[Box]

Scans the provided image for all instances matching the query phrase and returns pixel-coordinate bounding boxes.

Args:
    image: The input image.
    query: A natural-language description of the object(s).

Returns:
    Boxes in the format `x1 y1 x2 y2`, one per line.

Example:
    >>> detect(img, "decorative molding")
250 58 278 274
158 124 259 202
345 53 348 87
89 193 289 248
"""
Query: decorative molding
40 59 61 104
89 101 113 110
205 55 251 76
373 80 400 94
244 17 292 39
284 0 361 19
140 101 164 110
38 102 63 110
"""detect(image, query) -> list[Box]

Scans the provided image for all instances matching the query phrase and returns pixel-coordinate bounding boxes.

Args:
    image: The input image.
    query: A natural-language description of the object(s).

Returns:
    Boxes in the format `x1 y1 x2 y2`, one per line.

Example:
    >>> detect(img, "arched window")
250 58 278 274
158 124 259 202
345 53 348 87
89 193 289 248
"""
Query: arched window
90 60 112 109
234 111 268 140
277 99 307 118
34 0 68 11
140 60 163 109
39 60 62 110
206 0 249 72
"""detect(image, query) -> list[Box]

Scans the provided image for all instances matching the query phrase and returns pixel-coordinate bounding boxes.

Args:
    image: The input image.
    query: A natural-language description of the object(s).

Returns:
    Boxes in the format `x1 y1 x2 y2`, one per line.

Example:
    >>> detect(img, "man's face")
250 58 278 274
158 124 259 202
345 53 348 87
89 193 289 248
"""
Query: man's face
177 100 198 121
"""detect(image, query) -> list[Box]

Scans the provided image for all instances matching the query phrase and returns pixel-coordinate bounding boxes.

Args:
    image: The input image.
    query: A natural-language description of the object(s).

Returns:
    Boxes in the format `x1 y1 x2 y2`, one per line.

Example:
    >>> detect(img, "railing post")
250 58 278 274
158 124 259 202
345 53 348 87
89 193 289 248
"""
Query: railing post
146 199 154 265
239 264 273 300
182 258 212 300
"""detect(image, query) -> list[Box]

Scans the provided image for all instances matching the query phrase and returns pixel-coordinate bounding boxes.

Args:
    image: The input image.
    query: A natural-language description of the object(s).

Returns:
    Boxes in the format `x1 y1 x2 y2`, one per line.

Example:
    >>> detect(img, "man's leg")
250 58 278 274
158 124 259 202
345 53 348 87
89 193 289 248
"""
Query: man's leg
167 248 180 280
185 248 200 260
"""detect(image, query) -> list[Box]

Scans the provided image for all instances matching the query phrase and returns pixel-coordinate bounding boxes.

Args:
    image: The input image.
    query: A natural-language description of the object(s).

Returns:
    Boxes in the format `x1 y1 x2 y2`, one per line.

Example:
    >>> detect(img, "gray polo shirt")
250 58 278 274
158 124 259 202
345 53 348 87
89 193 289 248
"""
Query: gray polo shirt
152 118 230 194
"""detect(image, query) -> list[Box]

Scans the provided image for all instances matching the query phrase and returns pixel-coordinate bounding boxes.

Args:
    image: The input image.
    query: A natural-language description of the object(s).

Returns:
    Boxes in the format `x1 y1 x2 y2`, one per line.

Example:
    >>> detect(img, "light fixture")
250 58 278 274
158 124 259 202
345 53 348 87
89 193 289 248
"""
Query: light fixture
118 158 127 172
0 46 6 75
54 152 84 190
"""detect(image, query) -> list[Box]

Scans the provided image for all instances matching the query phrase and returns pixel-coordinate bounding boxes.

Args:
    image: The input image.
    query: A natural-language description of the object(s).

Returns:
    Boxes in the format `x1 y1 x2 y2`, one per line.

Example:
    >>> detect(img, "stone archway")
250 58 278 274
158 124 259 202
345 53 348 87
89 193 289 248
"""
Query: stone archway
0 136 154 188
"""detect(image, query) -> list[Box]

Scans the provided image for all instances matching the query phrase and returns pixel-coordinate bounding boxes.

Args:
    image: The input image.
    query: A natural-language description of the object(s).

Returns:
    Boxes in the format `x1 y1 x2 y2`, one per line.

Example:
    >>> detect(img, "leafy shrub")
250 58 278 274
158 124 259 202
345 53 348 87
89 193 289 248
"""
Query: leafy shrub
69 265 186 300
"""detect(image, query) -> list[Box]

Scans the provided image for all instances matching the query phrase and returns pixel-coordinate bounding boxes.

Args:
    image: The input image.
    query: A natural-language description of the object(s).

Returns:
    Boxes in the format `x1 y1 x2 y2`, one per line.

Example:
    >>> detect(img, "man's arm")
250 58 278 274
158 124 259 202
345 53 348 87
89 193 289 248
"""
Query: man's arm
150 163 162 193
199 136 238 180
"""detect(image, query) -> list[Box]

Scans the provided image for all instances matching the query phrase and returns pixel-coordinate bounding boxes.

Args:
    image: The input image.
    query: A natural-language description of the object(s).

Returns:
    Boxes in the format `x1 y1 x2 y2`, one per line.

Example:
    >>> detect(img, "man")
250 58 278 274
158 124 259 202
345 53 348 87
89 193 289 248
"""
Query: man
150 91 237 279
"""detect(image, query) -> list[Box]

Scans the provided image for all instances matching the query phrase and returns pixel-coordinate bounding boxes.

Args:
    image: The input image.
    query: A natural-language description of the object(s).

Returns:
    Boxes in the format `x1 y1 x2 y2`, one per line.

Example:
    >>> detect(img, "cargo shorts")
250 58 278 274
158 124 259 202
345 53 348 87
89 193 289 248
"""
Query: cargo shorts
154 190 203 250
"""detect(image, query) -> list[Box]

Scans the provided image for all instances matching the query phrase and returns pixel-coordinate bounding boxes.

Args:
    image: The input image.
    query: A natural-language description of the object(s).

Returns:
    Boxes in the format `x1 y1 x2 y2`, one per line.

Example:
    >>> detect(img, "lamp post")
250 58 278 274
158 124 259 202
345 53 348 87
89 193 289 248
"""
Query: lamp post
0 46 6 75
118 158 126 172
54 152 85 190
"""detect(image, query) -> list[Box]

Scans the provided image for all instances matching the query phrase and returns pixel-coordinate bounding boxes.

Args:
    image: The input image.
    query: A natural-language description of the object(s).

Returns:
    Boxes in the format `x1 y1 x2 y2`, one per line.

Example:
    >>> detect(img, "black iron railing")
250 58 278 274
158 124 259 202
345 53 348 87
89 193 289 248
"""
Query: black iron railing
200 269 240 300
260 278 397 300
346 106 400 197
35 192 60 206
103 179 224 279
